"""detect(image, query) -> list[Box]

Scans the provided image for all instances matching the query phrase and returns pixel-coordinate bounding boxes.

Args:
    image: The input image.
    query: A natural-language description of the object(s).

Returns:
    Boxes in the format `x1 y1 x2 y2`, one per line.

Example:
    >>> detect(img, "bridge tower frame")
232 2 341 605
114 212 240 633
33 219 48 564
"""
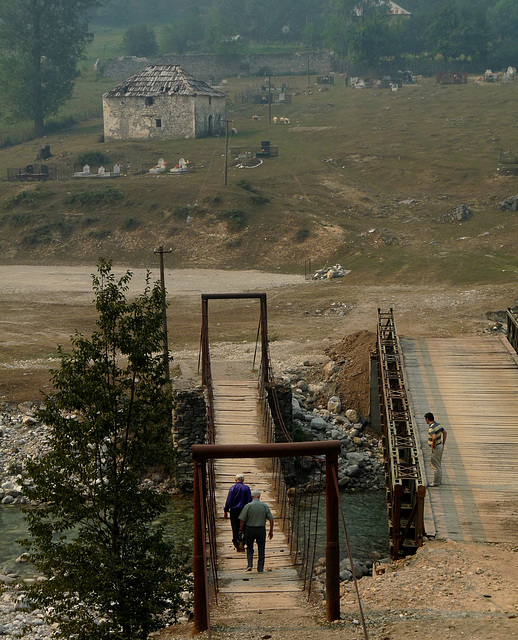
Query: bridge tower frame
192 440 342 633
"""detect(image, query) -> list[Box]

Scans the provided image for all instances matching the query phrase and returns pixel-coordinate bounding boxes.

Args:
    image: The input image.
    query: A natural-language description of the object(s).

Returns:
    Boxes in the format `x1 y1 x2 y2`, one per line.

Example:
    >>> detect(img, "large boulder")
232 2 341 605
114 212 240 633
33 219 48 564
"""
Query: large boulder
327 396 342 414
500 195 518 211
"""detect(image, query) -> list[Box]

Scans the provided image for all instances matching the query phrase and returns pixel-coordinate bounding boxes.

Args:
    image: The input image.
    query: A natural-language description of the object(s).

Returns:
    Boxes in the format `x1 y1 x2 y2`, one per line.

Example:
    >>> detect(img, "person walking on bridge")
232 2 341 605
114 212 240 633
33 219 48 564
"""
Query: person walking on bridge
425 412 447 487
239 489 274 572
224 473 252 551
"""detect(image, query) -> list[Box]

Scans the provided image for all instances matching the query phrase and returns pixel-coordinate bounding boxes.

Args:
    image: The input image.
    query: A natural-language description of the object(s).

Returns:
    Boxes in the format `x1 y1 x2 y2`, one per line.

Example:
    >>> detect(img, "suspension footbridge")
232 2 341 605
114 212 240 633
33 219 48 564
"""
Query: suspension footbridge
212 380 304 613
192 293 344 633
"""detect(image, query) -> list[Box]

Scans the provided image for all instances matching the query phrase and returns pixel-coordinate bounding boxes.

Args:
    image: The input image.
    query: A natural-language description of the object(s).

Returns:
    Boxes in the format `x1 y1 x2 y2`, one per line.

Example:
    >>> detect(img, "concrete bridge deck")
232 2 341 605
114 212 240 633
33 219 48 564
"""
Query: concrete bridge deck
401 336 518 543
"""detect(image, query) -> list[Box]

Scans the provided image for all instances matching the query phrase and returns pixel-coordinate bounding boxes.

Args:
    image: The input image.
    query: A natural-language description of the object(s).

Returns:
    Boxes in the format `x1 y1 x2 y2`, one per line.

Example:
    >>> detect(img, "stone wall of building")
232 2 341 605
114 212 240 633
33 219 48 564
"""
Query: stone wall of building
172 388 207 491
103 93 225 140
100 52 334 82
194 95 226 137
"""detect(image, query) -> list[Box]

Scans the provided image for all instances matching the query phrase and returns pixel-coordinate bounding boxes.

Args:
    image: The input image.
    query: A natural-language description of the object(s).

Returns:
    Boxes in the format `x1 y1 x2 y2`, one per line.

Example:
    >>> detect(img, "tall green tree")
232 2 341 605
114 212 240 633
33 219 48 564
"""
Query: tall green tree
424 0 489 65
22 260 188 640
487 0 518 67
0 0 100 136
121 24 159 56
160 7 206 54
325 0 395 67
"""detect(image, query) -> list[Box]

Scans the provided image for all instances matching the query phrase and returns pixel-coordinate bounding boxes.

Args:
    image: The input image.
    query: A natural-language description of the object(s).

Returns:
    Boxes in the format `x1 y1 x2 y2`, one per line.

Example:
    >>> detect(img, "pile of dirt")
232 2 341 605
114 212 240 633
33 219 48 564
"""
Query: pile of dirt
324 330 377 419
156 539 518 640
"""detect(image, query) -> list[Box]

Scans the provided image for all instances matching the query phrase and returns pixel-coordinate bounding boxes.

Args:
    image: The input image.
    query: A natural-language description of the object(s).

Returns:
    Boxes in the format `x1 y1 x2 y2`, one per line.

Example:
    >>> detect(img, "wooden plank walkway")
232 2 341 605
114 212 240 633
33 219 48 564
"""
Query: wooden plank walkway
401 335 518 543
211 380 307 614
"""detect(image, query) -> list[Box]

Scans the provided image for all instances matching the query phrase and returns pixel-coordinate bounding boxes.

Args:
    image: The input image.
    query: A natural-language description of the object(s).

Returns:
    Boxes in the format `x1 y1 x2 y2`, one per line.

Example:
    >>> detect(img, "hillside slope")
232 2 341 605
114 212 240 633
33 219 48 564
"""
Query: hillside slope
0 75 517 285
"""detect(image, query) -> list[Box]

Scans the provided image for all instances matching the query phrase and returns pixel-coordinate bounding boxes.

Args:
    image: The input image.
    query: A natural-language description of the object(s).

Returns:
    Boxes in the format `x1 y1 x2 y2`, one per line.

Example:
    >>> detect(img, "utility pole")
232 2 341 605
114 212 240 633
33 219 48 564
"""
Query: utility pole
268 75 272 125
224 119 232 186
154 246 172 391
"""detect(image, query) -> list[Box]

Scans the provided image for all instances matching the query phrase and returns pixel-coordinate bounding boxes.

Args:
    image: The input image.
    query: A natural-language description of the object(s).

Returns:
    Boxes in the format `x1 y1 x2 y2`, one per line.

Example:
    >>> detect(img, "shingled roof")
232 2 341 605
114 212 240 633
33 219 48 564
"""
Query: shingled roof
103 65 226 99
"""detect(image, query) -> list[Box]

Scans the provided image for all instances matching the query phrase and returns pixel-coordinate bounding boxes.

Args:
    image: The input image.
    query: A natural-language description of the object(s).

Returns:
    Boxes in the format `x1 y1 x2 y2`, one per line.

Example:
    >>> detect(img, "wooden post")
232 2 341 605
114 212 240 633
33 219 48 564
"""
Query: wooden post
193 460 208 633
224 119 232 186
326 451 340 622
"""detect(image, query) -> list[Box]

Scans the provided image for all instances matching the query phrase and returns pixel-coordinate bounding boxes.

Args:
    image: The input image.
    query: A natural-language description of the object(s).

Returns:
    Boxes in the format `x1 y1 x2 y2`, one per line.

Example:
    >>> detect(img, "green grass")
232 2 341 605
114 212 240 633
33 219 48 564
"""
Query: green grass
0 70 517 286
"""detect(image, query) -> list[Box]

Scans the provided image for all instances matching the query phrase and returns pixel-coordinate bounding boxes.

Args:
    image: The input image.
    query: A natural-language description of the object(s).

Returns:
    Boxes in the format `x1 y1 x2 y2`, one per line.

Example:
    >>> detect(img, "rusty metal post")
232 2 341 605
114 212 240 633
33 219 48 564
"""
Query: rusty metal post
416 484 426 548
259 294 269 387
192 441 342 632
391 483 403 559
153 246 172 388
193 460 208 633
326 451 340 622
201 296 209 386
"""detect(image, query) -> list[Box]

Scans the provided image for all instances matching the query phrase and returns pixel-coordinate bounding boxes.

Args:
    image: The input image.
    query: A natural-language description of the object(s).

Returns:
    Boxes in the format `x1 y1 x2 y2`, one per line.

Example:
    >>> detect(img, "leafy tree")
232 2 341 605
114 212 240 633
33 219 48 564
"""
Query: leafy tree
487 0 518 68
160 8 206 54
325 0 395 67
0 0 101 136
424 0 489 65
21 260 189 640
121 24 159 57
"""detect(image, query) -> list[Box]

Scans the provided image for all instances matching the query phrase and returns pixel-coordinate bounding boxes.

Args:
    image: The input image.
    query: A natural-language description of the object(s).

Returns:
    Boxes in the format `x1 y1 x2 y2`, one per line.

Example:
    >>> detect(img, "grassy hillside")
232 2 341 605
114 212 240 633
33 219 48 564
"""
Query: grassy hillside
1 73 518 286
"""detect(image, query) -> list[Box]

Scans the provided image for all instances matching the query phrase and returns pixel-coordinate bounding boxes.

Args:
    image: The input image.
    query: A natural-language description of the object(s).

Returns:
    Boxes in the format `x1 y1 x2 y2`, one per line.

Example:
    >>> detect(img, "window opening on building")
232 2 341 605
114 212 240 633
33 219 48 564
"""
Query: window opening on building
156 118 162 128
145 97 154 106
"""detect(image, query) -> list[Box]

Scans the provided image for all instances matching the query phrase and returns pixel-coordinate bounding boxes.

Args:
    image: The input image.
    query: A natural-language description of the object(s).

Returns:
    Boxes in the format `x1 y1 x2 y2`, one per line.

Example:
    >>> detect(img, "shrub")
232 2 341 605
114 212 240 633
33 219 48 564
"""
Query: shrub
236 178 255 192
76 150 111 167
219 208 247 232
45 116 77 134
22 220 73 246
256 66 273 77
226 238 243 249
22 225 53 246
88 229 111 239
294 228 310 242
4 187 49 209
250 193 270 204
123 217 140 230
66 187 124 206
121 24 158 57
170 205 192 220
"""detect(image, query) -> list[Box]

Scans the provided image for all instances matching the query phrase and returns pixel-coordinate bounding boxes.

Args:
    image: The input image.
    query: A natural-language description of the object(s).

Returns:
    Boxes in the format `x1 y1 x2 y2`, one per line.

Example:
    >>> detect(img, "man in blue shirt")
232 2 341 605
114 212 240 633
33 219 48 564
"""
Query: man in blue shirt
224 473 252 551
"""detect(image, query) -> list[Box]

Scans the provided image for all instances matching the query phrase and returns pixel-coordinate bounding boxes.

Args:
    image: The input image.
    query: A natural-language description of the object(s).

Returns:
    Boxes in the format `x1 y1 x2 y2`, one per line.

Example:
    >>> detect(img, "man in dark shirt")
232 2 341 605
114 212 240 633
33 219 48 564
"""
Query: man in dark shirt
224 473 252 551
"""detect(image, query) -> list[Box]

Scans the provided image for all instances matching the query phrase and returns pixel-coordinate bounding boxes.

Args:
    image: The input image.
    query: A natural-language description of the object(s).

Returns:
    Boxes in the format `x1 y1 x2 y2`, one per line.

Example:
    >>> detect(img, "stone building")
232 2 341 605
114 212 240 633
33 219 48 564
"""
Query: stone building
102 65 227 141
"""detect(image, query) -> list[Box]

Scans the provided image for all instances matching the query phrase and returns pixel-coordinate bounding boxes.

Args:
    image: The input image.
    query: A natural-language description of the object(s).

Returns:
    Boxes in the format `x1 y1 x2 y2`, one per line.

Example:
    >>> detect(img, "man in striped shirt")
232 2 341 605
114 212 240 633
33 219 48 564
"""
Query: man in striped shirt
425 412 447 487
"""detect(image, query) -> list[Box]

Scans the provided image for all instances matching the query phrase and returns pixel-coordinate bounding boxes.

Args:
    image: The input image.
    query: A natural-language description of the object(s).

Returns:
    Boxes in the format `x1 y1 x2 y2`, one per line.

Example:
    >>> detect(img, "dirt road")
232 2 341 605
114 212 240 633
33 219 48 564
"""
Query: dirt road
1 265 514 402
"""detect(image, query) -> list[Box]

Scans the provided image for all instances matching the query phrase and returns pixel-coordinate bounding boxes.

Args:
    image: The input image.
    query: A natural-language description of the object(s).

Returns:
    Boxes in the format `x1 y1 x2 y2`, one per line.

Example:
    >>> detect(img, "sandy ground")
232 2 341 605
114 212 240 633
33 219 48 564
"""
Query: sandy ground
1 266 518 639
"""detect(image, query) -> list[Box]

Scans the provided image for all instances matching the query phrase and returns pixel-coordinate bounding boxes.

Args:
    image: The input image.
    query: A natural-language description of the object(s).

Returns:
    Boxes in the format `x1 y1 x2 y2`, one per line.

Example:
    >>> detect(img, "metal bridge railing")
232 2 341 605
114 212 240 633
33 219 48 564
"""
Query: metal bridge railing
260 349 328 595
377 308 426 559
507 308 518 353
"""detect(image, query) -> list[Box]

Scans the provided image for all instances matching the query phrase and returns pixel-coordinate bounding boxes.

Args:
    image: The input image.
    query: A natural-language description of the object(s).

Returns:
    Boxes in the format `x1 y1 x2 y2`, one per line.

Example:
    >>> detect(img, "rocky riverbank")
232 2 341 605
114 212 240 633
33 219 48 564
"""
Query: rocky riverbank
0 402 50 507
0 345 386 638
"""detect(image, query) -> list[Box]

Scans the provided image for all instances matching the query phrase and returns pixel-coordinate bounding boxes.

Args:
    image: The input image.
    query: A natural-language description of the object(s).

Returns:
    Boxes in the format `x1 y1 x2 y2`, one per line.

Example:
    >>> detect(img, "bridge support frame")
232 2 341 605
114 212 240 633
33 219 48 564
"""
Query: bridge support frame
192 441 342 633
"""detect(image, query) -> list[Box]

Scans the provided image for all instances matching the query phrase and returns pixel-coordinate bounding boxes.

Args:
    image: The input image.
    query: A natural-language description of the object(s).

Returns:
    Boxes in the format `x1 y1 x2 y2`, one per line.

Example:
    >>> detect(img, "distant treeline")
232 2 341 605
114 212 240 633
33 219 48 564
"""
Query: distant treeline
93 0 517 70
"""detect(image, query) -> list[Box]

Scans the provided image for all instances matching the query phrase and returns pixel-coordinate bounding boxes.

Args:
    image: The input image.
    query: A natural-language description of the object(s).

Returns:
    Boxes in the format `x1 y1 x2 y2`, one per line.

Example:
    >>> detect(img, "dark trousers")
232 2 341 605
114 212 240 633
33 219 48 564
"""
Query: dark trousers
229 508 242 549
245 525 266 571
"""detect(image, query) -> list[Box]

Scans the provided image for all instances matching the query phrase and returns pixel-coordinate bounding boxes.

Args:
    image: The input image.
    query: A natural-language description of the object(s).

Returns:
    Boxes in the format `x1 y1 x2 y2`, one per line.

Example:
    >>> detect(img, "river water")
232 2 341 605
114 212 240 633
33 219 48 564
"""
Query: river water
0 491 388 576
